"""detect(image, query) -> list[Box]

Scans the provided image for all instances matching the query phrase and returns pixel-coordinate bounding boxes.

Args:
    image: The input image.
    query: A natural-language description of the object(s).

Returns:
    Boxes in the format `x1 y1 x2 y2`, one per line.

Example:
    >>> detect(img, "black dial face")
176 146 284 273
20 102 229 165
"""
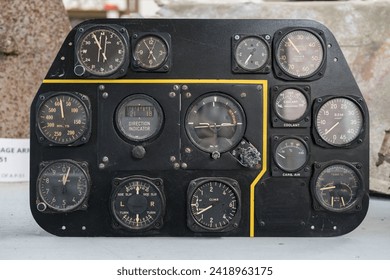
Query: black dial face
37 160 90 212
190 181 239 230
77 28 126 76
274 138 308 172
314 164 361 212
316 98 363 146
134 36 168 70
185 94 246 153
37 93 89 145
275 89 307 122
115 95 164 142
111 177 164 230
235 36 269 71
276 30 324 78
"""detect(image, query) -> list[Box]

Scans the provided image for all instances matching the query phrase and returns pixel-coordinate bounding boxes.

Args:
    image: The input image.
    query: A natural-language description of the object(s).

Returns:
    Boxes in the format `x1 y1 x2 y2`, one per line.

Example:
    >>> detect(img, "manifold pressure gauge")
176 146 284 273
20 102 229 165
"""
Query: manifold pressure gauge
37 160 90 212
185 93 246 154
234 36 269 71
187 178 241 232
315 97 363 146
37 92 91 145
76 26 127 76
115 94 164 142
111 176 165 231
313 163 362 212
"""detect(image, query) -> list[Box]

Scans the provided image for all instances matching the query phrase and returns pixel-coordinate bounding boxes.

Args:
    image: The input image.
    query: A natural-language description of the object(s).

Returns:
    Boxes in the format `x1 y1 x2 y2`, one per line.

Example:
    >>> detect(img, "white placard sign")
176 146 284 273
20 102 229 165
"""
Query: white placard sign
0 138 30 182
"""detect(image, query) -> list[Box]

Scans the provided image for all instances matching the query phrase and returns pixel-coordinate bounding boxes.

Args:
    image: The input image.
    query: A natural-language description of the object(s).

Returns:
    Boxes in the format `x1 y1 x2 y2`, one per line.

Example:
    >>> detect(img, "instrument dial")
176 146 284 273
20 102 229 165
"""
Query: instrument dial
185 94 246 153
76 27 126 76
274 88 308 122
37 93 90 145
316 97 363 146
134 35 168 70
189 180 240 231
37 160 90 212
115 95 164 142
234 36 269 71
276 30 324 78
274 138 308 172
314 164 361 212
111 177 165 231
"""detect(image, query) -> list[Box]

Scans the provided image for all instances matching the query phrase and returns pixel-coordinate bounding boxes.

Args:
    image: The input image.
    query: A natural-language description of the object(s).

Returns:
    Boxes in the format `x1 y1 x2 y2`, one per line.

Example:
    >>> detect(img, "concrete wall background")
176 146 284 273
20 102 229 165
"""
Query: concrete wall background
157 1 390 194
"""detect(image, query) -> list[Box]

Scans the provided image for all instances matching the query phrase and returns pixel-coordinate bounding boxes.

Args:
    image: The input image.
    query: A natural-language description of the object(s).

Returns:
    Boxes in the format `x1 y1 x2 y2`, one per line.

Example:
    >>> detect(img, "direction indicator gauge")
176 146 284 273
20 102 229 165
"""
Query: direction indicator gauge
274 88 308 122
315 97 363 146
188 178 241 232
76 27 127 76
111 176 165 231
274 137 308 172
313 163 362 212
185 93 246 154
234 36 269 71
134 35 168 70
276 29 325 78
115 94 164 142
37 160 90 212
37 92 90 145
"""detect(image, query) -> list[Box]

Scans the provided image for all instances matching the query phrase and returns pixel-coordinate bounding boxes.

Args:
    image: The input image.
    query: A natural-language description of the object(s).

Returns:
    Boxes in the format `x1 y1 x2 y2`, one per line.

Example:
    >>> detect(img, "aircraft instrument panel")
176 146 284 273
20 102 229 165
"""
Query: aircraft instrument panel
30 19 369 237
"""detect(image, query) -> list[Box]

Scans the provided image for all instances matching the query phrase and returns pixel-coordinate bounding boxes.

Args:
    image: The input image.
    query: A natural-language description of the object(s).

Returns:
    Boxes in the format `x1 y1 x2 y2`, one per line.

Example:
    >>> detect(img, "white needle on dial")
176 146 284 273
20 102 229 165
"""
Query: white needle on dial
59 99 64 119
196 205 213 215
244 54 253 65
288 38 300 54
320 185 336 191
325 121 340 135
92 34 107 62
277 153 286 159
62 167 70 186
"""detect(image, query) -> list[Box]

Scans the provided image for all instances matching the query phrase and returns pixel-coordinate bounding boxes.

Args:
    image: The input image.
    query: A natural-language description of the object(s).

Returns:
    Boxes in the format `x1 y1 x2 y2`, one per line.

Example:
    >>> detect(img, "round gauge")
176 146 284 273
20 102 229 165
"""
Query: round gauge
276 30 324 78
115 94 164 142
316 97 363 146
274 138 308 172
76 27 126 76
134 35 168 70
111 177 165 230
314 164 361 212
37 93 90 145
235 36 269 71
37 160 90 212
185 94 246 153
189 180 239 231
274 88 308 122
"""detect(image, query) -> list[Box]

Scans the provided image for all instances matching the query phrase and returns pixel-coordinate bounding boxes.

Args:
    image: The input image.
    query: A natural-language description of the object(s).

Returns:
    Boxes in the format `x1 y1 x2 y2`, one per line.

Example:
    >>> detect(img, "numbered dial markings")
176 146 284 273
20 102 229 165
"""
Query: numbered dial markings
190 181 239 230
37 94 89 145
185 94 246 153
37 160 90 212
115 95 164 142
235 36 269 71
276 30 324 78
275 89 308 122
134 36 168 69
314 164 361 212
274 138 308 172
77 28 126 76
111 178 164 230
316 98 363 146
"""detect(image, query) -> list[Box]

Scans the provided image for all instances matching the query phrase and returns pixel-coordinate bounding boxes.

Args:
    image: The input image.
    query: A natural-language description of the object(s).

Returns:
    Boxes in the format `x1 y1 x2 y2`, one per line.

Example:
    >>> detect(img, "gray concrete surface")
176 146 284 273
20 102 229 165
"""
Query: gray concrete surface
0 182 389 260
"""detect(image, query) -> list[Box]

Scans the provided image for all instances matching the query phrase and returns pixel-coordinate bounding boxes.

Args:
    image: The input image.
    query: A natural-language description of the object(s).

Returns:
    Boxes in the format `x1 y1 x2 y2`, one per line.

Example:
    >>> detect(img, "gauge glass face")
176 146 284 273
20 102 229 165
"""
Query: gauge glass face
112 178 164 230
276 30 324 78
37 160 89 212
134 36 168 69
115 95 163 142
314 164 360 212
77 28 126 76
185 94 246 153
274 138 308 172
316 98 363 146
37 94 89 145
275 89 307 122
235 36 269 71
190 181 238 230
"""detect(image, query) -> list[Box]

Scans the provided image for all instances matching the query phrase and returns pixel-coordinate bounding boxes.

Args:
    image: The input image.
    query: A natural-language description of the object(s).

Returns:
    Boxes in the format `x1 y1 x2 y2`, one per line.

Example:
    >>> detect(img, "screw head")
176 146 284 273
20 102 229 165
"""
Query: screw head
98 85 105 91
173 163 180 170
102 156 109 163
185 147 192 154
182 85 188 91
169 92 176 98
102 92 108 99
265 34 271 40
240 92 247 98
211 151 220 160
185 92 192 98
181 162 188 169
98 163 105 169
173 85 179 91
170 156 176 162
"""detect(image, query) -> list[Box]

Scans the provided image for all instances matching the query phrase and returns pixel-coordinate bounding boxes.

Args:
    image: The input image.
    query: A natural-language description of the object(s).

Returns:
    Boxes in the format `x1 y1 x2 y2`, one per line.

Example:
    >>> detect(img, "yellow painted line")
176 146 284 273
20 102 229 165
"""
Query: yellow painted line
43 78 268 237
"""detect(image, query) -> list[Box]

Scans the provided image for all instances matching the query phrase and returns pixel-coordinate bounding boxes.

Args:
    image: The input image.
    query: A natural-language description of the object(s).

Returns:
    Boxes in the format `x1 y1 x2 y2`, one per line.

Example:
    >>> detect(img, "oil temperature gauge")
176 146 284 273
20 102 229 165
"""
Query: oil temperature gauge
111 176 165 231
313 163 362 212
